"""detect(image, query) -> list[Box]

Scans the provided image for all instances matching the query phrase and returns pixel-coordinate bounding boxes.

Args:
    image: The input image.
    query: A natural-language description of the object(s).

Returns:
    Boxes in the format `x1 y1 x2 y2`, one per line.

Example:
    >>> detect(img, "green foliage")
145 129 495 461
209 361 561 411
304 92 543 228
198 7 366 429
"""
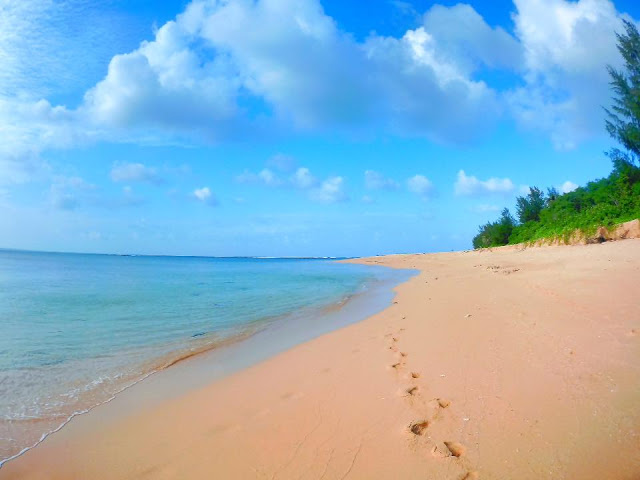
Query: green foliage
471 20 640 249
472 208 515 249
605 20 640 165
516 187 546 223
506 170 640 245
546 187 560 203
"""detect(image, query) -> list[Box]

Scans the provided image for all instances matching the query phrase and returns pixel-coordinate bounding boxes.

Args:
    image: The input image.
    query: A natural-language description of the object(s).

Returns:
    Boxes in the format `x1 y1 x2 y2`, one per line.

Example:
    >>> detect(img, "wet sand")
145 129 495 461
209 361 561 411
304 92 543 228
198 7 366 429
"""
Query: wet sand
2 240 639 479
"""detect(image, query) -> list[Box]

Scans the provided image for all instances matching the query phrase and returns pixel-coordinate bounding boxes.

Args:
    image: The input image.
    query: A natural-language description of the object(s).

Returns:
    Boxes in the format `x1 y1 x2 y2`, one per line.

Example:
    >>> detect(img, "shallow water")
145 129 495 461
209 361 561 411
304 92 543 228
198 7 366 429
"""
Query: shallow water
0 250 404 464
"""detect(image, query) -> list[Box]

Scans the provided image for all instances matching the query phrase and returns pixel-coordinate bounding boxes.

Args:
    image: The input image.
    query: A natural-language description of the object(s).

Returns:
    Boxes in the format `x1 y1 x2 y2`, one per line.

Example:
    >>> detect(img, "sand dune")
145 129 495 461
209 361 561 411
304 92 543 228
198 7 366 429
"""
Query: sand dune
2 240 639 479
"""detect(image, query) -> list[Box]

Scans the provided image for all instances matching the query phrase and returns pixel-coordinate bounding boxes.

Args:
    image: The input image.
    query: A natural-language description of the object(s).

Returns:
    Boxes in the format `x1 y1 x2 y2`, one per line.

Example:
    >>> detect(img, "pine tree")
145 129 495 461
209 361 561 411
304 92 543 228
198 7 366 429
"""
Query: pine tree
605 20 640 170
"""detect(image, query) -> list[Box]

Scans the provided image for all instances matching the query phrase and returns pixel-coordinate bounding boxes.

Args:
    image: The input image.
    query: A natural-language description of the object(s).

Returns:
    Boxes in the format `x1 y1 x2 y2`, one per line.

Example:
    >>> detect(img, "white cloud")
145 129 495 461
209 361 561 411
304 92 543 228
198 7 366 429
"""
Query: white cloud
110 162 161 184
236 168 283 187
560 180 579 193
193 186 217 205
454 170 515 196
81 16 241 139
0 0 634 177
422 3 522 73
363 26 500 142
364 170 399 190
407 174 433 198
238 164 319 190
258 168 282 187
361 195 375 204
509 0 627 149
238 162 343 202
290 167 318 189
0 97 80 185
310 176 347 203
0 0 509 176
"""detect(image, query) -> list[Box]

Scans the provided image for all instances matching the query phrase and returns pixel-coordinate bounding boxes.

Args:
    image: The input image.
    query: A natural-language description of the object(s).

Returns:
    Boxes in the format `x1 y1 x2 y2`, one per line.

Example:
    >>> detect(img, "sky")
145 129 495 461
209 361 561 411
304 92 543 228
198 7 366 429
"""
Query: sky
1 0 639 257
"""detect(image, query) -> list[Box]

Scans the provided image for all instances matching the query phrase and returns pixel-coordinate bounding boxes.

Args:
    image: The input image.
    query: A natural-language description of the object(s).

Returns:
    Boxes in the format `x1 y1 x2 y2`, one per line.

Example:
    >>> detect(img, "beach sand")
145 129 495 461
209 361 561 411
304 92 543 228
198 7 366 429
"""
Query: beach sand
2 240 639 479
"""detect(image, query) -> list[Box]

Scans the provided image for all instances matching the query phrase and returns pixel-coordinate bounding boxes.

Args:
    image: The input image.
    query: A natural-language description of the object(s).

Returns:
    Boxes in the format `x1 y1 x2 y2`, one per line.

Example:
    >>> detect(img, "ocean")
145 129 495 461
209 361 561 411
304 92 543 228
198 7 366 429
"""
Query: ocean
0 250 410 465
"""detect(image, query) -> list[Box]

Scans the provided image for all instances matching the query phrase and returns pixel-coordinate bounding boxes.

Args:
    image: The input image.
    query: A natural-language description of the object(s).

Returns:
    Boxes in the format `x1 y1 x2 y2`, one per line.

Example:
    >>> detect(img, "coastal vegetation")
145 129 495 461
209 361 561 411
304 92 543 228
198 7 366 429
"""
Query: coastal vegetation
473 20 640 249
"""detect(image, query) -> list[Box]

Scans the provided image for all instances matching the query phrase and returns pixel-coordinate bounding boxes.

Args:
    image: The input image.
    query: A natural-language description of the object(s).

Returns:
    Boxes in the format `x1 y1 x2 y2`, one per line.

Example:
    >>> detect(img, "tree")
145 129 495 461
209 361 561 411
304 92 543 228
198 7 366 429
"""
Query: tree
605 20 640 168
516 187 545 223
546 187 560 204
472 208 515 248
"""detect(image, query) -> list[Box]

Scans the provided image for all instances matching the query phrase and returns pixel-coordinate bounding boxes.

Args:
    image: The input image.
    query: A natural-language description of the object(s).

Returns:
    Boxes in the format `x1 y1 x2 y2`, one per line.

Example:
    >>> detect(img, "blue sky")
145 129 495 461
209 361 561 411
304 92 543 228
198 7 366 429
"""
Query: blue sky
1 0 639 257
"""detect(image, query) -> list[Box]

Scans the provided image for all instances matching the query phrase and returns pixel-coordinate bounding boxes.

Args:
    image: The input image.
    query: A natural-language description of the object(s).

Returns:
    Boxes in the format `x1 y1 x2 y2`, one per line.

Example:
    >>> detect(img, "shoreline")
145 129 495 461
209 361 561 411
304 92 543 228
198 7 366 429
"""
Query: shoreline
0 262 413 470
2 240 640 479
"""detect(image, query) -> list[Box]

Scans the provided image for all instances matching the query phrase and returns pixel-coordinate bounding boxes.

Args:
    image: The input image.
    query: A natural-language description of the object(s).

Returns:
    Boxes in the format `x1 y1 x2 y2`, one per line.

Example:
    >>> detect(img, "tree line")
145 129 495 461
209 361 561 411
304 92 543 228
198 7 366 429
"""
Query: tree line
473 20 640 249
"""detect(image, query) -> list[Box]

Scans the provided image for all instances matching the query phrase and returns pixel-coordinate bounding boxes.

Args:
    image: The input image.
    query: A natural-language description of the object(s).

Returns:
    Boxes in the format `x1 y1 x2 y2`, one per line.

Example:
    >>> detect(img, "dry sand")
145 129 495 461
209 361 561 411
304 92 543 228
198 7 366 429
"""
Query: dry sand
2 240 640 479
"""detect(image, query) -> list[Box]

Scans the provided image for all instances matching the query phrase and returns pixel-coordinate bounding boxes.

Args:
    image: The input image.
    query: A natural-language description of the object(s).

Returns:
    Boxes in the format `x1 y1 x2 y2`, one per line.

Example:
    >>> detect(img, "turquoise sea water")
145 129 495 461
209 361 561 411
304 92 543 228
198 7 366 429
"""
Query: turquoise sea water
0 250 405 465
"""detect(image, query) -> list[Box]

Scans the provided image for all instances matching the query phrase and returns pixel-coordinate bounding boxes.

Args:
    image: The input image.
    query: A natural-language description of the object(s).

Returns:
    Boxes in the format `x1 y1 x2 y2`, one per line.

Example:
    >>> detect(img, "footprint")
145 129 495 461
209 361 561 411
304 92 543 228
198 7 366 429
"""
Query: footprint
410 372 420 379
444 441 466 457
430 444 450 458
400 352 408 357
410 421 429 435
437 398 451 408
392 337 399 342
391 362 402 369
461 472 479 480
406 386 419 396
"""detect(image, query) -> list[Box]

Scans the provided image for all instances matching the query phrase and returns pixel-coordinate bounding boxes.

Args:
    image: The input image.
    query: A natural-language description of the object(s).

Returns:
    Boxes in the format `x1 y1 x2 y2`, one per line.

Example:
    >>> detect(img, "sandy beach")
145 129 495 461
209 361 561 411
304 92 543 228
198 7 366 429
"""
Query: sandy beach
2 240 639 479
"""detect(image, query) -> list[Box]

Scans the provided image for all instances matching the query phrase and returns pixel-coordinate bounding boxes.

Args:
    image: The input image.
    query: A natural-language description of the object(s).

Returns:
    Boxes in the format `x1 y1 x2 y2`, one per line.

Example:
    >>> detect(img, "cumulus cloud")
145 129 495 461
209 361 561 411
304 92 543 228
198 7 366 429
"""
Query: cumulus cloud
310 176 347 203
0 0 634 179
560 180 579 193
364 170 399 190
236 168 283 187
422 3 522 73
363 25 500 142
237 160 345 202
258 169 283 187
454 170 515 196
291 167 318 189
0 0 512 176
238 160 321 190
110 162 162 184
193 186 218 205
407 174 433 198
81 15 241 139
508 0 627 149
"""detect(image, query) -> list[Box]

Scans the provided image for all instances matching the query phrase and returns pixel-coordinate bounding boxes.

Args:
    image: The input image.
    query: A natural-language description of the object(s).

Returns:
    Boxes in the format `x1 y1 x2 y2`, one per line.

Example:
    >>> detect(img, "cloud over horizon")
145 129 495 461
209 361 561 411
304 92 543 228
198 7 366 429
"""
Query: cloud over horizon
454 170 515 196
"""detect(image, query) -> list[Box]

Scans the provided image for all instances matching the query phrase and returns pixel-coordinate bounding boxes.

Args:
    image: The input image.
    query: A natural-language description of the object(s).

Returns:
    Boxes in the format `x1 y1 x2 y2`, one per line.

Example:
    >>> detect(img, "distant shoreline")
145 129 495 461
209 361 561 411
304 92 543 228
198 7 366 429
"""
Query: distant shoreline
0 247 350 259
